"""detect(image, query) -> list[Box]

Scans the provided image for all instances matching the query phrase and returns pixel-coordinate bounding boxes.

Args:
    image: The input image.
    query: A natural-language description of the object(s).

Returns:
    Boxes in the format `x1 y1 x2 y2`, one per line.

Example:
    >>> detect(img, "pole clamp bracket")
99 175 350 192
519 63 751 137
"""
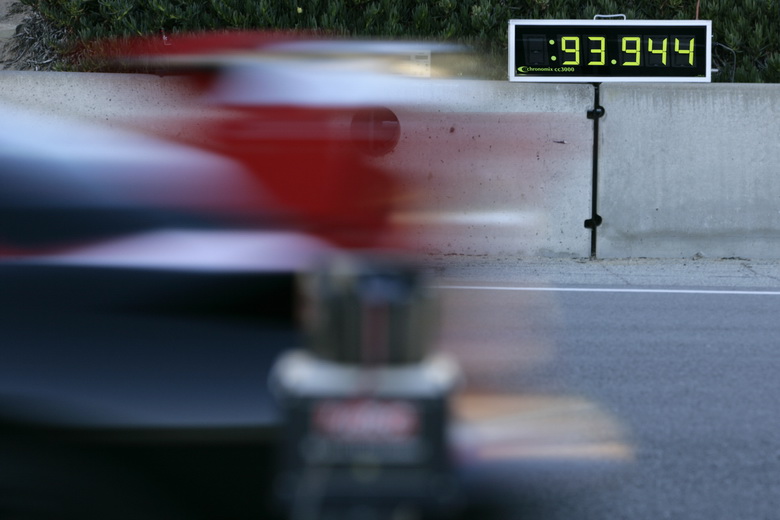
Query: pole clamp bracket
587 106 605 119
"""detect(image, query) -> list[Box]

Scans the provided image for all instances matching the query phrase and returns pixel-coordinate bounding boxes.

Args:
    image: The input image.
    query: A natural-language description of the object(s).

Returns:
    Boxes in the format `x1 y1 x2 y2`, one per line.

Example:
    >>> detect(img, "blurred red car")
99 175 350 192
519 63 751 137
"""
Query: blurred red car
0 33 470 520
0 32 631 520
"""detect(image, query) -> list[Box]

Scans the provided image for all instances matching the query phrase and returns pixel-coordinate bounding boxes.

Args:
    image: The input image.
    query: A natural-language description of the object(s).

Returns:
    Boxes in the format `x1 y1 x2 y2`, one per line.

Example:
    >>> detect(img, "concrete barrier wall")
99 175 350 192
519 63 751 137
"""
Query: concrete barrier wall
3 71 780 259
599 83 780 259
0 71 196 122
377 81 594 257
0 71 218 145
0 72 595 258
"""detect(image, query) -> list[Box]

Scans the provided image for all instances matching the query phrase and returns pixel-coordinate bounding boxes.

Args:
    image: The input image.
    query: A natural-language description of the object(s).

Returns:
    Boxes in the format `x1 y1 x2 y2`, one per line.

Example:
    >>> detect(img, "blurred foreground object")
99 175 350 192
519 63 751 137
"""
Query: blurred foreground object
0 32 632 520
95 31 480 250
273 254 461 519
272 254 633 519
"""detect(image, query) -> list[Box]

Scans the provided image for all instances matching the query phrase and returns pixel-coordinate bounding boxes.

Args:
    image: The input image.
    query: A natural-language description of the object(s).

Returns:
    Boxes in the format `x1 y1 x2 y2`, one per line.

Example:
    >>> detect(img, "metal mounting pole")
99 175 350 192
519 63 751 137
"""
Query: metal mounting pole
585 83 604 258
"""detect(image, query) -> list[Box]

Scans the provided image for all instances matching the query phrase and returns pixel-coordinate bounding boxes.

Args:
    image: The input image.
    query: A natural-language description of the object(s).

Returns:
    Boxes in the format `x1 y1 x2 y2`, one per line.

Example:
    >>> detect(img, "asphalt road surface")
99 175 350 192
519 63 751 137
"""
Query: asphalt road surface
429 256 780 520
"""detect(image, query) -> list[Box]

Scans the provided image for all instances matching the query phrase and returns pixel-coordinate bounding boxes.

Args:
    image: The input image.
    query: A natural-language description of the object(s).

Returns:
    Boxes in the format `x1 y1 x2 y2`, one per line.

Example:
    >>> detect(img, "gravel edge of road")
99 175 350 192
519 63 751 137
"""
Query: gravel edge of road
0 0 28 69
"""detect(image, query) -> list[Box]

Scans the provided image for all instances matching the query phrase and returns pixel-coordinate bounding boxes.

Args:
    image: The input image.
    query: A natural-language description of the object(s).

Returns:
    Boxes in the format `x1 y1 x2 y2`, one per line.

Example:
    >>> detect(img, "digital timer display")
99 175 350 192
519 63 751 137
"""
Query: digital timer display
509 20 712 82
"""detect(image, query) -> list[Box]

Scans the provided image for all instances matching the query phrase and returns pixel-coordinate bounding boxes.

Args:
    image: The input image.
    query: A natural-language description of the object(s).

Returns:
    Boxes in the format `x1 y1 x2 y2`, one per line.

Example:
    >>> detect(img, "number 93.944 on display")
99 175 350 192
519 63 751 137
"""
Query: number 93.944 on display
509 20 712 82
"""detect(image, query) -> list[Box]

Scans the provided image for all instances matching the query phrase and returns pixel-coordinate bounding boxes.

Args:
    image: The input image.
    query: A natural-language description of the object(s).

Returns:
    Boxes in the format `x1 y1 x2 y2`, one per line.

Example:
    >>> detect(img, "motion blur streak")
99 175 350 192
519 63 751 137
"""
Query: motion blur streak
97 31 472 251
0 31 633 520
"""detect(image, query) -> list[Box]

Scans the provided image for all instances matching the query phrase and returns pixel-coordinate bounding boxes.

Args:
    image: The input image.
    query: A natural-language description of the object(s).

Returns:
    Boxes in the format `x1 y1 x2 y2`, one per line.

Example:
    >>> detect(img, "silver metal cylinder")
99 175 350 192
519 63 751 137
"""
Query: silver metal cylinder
300 253 438 365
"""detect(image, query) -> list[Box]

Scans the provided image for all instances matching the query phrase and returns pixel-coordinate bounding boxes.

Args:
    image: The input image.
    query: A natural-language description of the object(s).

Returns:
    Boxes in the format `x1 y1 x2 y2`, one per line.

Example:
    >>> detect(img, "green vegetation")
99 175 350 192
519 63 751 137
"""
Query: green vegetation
11 0 780 81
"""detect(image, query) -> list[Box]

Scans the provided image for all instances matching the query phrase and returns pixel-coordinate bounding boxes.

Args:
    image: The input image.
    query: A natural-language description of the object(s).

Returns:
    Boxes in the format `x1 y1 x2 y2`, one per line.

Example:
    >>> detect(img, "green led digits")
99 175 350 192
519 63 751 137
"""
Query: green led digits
622 36 641 66
675 37 695 65
588 36 606 65
510 20 710 82
648 37 668 66
547 35 695 68
559 36 605 66
560 36 580 65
